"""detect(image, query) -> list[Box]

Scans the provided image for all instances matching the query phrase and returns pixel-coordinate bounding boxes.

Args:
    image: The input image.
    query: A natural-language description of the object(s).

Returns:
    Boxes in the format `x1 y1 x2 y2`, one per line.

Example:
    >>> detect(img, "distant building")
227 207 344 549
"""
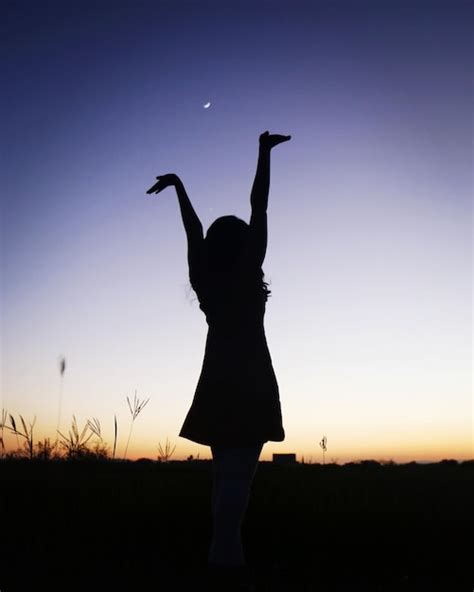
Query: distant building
272 453 297 465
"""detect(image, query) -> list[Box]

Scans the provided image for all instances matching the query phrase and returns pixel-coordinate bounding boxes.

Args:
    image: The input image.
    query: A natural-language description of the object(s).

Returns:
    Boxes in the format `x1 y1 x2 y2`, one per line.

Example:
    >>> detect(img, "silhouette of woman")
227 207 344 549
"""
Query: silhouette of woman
146 130 290 588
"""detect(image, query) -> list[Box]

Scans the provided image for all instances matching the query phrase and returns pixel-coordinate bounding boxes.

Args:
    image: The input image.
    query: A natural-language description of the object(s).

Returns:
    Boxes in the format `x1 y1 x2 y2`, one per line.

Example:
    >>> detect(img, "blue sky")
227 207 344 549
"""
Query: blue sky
2 0 472 460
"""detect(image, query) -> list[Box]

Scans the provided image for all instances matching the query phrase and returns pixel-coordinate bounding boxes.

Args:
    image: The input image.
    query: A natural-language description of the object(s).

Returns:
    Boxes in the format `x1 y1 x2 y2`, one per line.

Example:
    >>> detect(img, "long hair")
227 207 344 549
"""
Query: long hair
192 215 271 302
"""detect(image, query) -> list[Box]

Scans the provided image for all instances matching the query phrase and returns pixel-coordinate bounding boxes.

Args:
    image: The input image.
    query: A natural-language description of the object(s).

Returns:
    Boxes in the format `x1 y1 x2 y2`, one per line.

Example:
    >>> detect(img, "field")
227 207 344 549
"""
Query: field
1 459 472 591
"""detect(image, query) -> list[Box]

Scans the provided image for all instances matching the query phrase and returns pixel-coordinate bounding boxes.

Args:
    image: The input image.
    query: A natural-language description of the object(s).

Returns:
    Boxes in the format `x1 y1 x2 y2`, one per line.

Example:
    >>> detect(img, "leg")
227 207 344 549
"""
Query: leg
208 443 264 567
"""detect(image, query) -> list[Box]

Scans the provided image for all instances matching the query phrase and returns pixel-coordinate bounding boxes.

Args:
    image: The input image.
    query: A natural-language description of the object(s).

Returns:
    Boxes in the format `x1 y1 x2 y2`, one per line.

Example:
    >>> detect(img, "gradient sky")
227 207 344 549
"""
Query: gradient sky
2 0 472 461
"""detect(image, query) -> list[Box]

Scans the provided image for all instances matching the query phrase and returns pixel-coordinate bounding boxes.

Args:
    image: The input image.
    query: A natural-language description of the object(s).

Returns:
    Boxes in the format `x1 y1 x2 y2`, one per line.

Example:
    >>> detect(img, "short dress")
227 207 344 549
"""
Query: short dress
178 239 285 448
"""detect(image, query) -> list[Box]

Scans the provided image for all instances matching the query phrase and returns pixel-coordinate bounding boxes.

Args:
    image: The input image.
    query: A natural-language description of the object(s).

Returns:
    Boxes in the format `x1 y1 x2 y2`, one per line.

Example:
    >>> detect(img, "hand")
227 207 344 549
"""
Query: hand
146 173 181 195
259 130 291 150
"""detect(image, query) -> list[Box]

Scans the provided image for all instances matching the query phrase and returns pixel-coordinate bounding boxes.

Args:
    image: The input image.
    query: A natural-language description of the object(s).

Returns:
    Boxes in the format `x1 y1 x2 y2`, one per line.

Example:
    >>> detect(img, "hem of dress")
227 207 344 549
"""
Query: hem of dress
179 433 284 446
179 433 212 446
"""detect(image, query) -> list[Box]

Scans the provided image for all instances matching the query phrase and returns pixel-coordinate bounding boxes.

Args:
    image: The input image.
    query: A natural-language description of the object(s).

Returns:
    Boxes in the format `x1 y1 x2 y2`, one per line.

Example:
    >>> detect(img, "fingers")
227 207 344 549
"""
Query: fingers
146 180 162 194
266 135 291 149
146 175 168 194
260 132 292 147
261 131 290 137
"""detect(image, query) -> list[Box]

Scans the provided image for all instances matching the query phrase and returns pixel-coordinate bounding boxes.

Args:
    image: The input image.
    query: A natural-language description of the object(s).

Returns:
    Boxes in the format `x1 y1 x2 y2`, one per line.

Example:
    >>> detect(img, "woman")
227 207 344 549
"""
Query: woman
146 130 290 590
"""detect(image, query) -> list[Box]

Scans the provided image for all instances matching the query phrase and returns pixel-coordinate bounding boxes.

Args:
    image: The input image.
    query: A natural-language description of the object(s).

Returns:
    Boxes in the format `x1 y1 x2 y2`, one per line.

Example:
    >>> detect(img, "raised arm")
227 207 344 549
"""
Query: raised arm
174 178 204 243
248 131 291 266
146 174 203 275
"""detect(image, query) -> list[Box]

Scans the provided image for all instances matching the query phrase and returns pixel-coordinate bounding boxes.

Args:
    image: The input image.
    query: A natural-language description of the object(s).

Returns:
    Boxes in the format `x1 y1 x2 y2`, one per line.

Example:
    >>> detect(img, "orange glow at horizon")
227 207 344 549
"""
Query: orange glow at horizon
3 423 471 464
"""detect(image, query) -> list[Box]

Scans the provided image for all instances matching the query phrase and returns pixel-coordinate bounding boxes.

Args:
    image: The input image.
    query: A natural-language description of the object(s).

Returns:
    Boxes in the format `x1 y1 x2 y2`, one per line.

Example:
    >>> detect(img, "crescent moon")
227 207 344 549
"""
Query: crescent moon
203 102 211 109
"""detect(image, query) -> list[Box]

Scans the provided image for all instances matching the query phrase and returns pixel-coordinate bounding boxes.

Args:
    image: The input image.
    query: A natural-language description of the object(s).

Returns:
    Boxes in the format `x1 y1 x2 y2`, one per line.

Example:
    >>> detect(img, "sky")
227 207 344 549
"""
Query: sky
1 0 472 462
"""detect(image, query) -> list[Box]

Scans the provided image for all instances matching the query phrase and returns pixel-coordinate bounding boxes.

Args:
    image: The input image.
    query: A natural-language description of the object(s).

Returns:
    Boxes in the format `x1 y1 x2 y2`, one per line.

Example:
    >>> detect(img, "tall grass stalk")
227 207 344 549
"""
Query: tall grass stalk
157 437 176 462
58 415 93 459
87 417 102 440
123 390 149 460
319 436 327 465
113 414 118 460
8 414 36 459
56 356 66 452
9 415 20 451
1 409 8 456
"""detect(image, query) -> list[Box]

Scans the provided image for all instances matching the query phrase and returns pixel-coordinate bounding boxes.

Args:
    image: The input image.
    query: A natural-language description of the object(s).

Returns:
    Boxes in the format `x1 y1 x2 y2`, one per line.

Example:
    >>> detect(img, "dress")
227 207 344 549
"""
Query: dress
178 242 285 447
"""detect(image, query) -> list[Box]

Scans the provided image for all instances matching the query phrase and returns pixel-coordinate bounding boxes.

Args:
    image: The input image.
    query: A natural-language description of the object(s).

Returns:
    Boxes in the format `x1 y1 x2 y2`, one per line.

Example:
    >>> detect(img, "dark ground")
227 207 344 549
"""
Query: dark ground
1 459 472 591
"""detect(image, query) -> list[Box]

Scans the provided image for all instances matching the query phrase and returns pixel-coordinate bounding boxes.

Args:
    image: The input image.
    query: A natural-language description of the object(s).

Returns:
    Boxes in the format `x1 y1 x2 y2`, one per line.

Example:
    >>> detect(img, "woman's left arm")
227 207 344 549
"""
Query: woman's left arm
247 132 291 267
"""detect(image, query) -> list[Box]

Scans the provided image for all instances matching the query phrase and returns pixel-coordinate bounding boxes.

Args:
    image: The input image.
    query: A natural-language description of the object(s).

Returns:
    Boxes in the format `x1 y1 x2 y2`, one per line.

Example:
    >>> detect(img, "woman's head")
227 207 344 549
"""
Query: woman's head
197 215 271 302
204 215 249 270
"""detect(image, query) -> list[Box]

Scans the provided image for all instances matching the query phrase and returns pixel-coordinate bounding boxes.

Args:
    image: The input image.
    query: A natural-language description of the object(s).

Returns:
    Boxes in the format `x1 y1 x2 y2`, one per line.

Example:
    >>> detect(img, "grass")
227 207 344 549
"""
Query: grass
157 436 177 462
0 392 160 462
123 390 149 459
6 413 36 459
0 458 472 592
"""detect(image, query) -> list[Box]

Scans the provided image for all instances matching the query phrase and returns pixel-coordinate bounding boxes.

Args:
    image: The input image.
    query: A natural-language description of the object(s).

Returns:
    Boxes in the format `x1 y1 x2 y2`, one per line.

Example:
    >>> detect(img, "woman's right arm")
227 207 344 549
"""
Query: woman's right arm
146 173 204 276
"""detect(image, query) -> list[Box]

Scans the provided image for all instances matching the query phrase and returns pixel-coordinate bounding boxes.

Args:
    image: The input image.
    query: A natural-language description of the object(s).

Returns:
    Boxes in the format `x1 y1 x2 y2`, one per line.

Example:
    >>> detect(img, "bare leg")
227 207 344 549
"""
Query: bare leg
208 443 263 567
